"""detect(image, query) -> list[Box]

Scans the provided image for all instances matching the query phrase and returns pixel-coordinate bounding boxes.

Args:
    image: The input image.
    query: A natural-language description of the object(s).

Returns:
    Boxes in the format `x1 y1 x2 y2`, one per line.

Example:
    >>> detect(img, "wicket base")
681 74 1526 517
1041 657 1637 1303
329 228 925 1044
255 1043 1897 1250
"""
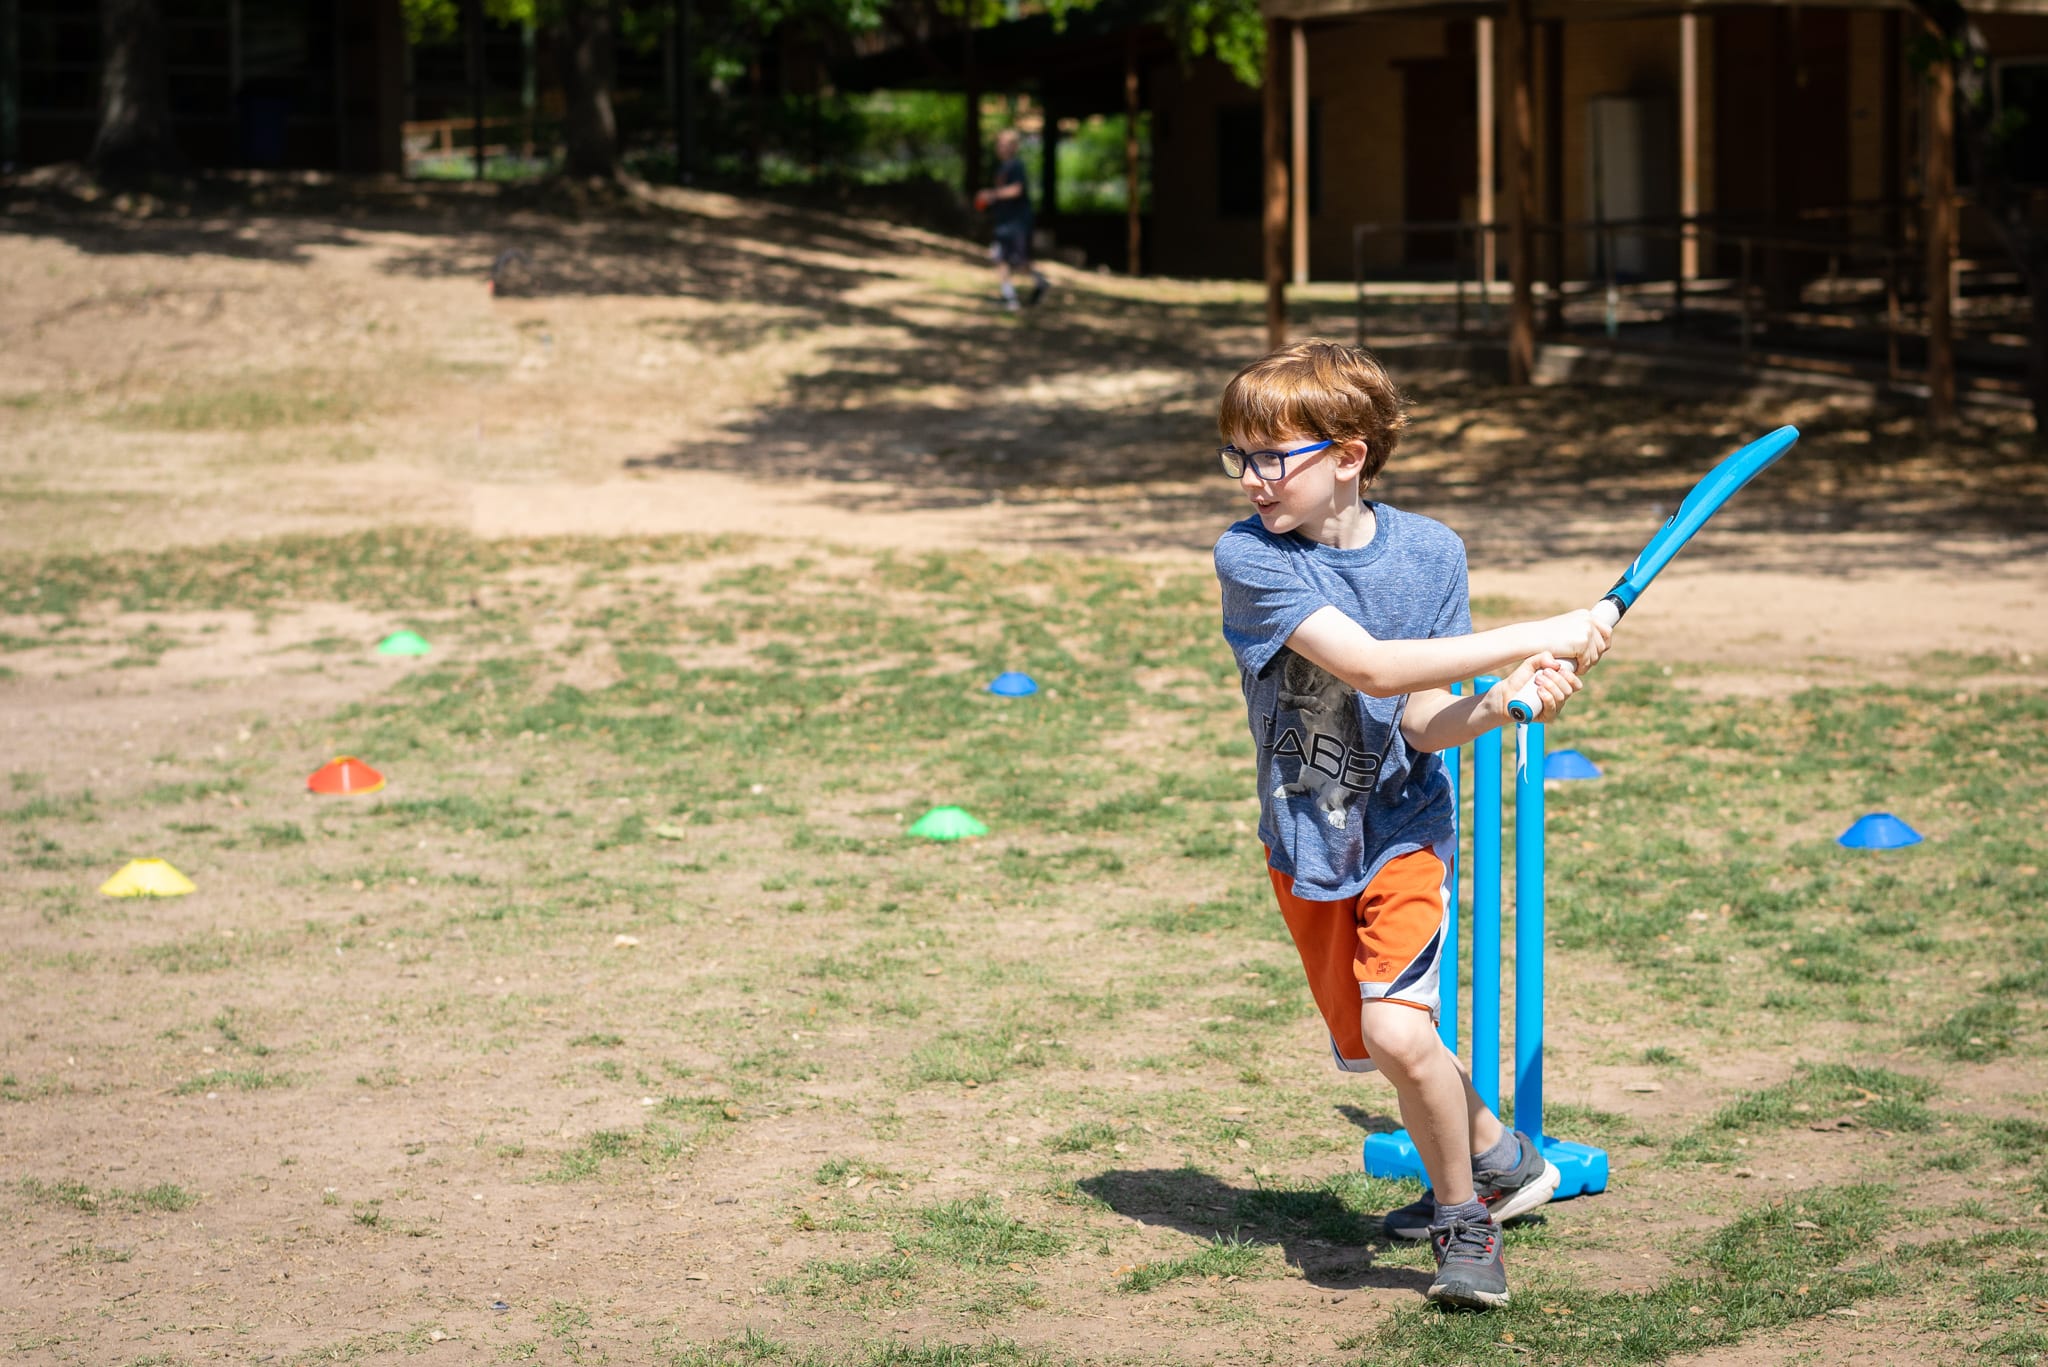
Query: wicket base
1363 1129 1610 1200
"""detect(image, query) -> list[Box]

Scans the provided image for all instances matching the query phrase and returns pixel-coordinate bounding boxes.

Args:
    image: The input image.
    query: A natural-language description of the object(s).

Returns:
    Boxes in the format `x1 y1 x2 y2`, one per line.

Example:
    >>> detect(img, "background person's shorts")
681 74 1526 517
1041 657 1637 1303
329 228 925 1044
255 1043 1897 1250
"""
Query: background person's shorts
992 223 1033 268
1266 844 1451 1073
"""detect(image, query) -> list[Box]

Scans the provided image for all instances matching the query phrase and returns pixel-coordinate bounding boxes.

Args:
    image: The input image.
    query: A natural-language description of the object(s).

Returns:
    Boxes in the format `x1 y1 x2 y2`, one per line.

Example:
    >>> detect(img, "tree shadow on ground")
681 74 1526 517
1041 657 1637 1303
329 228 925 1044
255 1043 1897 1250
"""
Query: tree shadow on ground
1076 1166 1430 1293
635 314 2048 568
1 170 978 294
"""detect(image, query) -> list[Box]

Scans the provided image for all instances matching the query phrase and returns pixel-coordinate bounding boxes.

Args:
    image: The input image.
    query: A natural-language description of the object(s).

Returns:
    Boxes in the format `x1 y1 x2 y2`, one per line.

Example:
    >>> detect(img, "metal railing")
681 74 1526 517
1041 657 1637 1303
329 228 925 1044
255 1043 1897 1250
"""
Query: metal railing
1349 212 2024 392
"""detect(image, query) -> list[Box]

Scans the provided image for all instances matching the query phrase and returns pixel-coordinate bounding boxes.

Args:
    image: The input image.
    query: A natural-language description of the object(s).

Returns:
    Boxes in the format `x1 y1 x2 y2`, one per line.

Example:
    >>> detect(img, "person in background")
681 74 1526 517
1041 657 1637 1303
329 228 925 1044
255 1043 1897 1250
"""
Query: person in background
975 128 1050 312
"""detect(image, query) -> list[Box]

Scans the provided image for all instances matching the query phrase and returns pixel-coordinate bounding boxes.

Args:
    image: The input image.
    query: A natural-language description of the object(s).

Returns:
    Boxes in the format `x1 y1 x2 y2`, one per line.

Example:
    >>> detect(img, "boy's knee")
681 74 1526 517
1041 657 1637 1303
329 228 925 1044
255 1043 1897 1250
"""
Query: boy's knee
1359 1002 1443 1076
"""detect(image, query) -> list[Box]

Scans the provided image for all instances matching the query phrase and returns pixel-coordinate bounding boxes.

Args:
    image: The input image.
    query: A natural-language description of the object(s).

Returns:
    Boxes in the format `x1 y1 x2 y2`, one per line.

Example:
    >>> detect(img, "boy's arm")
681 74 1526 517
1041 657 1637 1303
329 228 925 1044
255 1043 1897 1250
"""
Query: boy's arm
1287 604 1610 700
1402 655 1584 752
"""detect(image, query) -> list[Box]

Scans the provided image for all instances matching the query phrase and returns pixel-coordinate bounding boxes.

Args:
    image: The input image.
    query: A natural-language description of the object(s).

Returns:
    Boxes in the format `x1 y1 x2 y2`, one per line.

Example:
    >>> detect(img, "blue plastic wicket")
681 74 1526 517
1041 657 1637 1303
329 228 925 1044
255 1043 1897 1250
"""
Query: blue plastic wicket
1364 682 1609 1203
1471 677 1502 1114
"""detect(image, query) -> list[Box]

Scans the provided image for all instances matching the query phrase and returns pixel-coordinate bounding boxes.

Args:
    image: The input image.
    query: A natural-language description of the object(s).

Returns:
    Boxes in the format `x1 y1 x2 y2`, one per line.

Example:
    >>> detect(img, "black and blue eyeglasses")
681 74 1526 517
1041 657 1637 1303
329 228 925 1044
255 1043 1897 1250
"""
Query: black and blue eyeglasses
1218 438 1334 481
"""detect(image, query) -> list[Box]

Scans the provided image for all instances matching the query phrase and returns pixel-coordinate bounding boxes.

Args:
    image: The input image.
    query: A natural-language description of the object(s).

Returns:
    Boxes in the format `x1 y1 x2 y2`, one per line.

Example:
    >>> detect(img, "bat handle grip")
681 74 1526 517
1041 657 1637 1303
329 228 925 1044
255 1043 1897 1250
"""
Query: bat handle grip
1503 597 1624 723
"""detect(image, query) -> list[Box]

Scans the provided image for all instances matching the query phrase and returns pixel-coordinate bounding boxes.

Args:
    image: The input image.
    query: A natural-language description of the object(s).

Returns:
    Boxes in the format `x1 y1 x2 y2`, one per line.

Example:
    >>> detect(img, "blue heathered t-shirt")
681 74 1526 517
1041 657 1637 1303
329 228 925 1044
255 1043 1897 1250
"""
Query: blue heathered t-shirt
1213 503 1472 901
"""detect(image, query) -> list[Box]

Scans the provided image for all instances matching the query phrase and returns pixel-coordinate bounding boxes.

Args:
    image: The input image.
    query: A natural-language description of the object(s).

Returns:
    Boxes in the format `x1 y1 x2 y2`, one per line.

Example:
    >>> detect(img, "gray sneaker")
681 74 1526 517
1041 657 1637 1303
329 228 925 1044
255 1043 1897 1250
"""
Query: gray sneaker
1382 1189 1438 1241
1474 1131 1561 1226
1427 1216 1510 1309
1383 1132 1560 1241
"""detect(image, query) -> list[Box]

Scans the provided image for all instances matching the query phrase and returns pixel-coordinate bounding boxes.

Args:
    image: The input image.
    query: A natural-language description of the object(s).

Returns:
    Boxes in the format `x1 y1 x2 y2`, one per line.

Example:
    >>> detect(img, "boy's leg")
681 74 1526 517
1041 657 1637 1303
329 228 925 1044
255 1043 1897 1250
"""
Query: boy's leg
1361 999 1510 1308
1360 1003 1476 1202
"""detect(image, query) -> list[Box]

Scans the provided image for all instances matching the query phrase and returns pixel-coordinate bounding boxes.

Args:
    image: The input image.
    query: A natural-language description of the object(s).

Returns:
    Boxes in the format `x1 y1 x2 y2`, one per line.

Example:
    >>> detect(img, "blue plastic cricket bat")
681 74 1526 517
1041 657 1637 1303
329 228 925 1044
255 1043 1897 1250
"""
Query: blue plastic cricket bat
1505 425 1801 722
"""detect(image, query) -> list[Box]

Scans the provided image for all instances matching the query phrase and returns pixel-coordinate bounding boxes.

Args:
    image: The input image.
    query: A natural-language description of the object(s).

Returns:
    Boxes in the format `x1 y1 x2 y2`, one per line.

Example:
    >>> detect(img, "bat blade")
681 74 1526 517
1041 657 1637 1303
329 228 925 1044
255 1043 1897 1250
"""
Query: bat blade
1608 424 1800 613
1502 424 1799 723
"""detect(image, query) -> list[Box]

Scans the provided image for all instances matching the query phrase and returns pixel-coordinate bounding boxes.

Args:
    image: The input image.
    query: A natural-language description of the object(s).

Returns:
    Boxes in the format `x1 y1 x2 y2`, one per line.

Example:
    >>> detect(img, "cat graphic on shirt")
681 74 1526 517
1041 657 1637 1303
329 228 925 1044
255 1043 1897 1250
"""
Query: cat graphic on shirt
1271 651 1372 829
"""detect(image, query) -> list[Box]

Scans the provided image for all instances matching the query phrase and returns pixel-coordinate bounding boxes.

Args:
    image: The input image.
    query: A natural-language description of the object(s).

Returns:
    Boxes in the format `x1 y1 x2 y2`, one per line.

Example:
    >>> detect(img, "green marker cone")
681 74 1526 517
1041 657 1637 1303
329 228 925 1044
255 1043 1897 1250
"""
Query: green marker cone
376 629 431 657
907 806 988 841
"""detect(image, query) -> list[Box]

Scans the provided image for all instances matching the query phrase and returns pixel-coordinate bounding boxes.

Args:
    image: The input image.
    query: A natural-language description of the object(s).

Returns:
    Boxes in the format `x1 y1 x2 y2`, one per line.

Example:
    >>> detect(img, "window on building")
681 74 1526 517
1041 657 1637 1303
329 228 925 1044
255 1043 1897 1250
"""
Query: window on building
1996 59 2048 185
1216 102 1320 219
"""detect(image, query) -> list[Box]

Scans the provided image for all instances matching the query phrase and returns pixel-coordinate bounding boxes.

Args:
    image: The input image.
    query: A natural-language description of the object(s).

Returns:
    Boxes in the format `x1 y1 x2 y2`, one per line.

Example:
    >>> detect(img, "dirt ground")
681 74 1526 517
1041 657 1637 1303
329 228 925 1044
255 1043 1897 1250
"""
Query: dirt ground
3 179 2047 1367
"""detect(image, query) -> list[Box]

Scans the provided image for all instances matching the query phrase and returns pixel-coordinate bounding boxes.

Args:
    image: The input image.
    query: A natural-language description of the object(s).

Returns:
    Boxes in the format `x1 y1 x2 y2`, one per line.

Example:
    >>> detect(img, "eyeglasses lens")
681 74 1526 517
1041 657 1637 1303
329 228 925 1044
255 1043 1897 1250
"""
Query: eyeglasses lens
1219 448 1287 480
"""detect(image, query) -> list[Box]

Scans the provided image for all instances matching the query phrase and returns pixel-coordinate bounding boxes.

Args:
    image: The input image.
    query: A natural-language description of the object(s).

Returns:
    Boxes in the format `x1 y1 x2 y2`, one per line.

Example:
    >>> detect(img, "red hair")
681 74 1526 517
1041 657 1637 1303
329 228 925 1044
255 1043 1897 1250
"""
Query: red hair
1218 339 1407 482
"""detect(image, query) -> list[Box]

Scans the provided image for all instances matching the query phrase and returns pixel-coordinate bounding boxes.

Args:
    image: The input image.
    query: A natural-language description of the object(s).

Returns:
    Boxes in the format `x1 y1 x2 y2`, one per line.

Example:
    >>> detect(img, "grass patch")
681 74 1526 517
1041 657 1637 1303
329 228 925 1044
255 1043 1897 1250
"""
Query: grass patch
109 374 369 431
20 1178 197 1213
170 1068 289 1096
1702 1063 1936 1136
905 1027 1049 1088
1118 1233 1267 1292
893 1196 1066 1267
1357 1184 1897 1364
1914 1000 2022 1061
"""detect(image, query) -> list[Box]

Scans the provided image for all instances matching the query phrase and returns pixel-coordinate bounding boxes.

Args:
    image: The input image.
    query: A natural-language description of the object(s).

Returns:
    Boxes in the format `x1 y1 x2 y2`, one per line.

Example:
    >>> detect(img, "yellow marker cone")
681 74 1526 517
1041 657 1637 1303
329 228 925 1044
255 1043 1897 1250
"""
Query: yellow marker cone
99 858 197 898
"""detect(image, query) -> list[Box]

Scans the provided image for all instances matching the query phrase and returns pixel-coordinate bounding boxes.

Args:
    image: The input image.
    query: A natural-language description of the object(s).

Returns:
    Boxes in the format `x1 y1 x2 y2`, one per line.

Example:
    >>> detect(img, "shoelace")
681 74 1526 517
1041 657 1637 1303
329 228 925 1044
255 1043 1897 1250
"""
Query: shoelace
1433 1218 1498 1265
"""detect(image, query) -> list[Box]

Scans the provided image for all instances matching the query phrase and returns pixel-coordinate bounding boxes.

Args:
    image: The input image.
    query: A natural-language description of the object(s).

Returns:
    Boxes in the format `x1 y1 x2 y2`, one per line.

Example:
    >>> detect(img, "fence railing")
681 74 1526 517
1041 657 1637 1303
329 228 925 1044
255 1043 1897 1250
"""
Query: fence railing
1349 213 2025 393
402 116 543 172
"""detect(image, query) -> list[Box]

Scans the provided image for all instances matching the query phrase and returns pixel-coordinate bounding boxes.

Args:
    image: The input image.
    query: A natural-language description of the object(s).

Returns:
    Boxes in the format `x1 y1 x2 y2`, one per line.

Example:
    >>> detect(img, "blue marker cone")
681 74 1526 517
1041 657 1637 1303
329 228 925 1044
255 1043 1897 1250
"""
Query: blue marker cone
1838 813 1922 849
1544 749 1602 781
988 672 1038 697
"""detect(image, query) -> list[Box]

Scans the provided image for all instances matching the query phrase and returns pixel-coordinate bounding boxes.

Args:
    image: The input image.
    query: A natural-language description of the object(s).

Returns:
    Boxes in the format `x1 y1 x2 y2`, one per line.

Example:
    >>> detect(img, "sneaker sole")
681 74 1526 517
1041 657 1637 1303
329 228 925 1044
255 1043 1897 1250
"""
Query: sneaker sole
1485 1159 1562 1226
1426 1279 1511 1310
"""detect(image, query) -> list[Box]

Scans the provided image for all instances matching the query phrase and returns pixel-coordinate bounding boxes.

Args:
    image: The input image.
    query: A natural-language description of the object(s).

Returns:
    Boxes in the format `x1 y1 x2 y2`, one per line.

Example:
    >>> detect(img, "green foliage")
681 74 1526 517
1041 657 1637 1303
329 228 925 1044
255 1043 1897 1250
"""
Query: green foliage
1160 0 1265 86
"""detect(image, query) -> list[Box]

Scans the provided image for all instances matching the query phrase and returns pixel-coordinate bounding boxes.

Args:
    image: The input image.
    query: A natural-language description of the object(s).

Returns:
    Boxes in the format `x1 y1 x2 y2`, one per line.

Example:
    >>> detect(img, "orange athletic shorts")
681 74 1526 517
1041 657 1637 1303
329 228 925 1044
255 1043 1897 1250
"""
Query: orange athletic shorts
1266 843 1451 1073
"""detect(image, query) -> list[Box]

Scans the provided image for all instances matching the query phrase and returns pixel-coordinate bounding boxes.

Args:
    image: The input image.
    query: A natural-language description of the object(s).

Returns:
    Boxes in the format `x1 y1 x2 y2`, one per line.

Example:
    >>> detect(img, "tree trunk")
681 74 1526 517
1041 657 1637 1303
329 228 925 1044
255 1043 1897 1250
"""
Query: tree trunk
90 0 182 181
1261 18 1287 349
2029 267 2048 434
1907 0 2048 437
551 0 617 180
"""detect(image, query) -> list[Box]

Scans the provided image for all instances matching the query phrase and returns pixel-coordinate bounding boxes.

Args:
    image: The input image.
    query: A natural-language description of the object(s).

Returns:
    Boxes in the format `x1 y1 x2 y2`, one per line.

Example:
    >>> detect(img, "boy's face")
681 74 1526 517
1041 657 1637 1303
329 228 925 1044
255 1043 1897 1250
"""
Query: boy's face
997 132 1019 158
1226 427 1368 538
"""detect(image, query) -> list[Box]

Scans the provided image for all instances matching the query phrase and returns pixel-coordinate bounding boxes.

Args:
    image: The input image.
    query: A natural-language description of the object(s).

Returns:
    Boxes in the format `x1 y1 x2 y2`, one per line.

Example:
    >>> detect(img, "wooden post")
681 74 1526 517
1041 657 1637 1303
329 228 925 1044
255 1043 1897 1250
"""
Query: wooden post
962 23 980 203
1542 18 1563 334
1 0 20 169
1042 107 1060 225
1679 12 1699 280
1504 0 1535 383
1126 31 1143 276
1291 22 1309 284
1881 10 1902 248
1924 43 1956 427
466 0 486 180
1476 16 1496 287
1264 18 1289 348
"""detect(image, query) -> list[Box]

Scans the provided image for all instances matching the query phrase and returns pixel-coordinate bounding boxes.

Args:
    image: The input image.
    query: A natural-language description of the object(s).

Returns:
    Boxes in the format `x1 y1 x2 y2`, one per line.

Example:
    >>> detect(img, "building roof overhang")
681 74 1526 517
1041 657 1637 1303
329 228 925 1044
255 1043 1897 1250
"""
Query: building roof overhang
1265 0 2048 22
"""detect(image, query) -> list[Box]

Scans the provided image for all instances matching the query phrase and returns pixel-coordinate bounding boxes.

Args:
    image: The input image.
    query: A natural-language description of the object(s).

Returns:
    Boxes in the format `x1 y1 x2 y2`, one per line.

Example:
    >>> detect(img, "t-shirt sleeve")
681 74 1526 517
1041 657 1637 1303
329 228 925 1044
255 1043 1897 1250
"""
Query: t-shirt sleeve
1215 528 1328 679
1431 536 1473 639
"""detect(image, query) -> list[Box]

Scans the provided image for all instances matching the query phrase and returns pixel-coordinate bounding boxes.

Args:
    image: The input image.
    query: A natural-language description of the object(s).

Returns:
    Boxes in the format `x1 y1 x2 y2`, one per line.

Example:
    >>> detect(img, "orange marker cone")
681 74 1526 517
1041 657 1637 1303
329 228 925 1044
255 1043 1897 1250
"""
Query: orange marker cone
308 756 385 796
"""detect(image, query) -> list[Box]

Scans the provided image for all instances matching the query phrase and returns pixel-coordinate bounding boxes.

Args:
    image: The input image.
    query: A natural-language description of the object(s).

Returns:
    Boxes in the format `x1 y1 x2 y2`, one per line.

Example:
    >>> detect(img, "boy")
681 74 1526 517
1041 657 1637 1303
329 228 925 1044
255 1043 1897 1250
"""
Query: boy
974 129 1049 311
1211 340 1610 1310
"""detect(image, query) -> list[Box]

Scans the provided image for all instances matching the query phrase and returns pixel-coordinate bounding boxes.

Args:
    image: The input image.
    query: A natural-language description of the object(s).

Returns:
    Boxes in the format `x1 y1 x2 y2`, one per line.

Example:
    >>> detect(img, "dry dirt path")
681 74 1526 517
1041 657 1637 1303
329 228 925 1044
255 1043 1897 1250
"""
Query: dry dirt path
3 180 2045 695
